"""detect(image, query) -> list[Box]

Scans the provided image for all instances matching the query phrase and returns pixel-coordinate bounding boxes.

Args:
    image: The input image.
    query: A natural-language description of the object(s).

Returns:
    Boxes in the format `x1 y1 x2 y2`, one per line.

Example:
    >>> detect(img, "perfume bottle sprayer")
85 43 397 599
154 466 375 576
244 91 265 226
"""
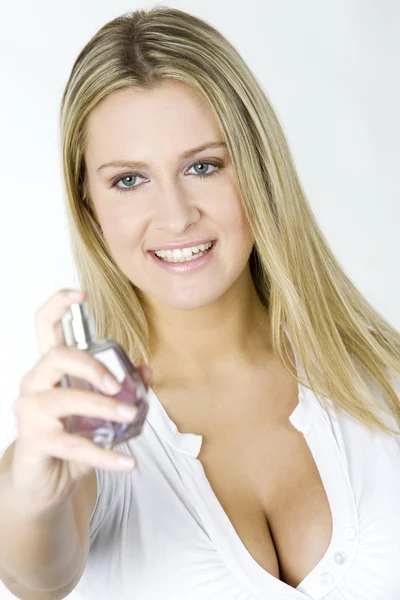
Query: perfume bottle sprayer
59 301 148 450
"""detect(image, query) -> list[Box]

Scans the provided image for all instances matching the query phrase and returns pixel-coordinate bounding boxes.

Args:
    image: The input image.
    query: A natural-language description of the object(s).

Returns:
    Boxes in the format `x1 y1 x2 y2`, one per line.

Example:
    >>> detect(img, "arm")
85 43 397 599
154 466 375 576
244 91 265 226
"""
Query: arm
0 441 97 600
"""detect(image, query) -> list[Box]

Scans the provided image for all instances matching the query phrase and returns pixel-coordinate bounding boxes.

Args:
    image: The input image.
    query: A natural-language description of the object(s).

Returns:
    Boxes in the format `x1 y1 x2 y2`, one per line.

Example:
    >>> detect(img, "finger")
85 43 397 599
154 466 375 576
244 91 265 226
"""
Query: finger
34 289 87 356
14 387 139 434
26 429 137 472
138 364 153 390
19 345 121 397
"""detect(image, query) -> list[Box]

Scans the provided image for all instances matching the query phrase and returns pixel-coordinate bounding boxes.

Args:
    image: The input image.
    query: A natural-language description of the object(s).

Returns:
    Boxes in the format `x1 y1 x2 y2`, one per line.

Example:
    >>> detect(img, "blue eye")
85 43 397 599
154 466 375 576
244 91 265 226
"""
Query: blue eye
112 174 138 190
110 160 223 194
187 161 219 177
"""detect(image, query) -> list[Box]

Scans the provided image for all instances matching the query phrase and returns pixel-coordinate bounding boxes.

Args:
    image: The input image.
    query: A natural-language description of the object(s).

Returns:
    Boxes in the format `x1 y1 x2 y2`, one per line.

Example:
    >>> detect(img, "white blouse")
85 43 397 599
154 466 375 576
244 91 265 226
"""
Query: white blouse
75 343 400 600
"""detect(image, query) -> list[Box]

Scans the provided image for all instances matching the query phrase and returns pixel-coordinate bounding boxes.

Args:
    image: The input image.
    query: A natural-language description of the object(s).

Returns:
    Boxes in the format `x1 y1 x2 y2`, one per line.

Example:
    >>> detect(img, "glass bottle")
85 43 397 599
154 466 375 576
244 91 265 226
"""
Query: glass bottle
59 301 148 450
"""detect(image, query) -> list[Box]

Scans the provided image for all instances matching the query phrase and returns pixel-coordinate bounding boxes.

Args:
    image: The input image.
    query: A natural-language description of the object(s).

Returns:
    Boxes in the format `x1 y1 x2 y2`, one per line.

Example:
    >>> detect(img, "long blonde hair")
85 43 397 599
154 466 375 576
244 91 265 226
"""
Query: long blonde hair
59 6 400 435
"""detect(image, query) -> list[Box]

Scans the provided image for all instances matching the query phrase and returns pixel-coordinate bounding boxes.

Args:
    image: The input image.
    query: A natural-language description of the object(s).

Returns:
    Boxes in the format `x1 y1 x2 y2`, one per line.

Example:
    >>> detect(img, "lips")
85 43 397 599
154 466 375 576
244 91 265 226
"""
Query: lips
148 237 217 272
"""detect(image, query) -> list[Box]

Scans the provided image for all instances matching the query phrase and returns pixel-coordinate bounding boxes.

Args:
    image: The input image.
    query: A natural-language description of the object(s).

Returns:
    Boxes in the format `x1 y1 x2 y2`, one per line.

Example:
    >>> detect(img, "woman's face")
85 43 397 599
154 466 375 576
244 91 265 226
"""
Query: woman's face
84 79 254 311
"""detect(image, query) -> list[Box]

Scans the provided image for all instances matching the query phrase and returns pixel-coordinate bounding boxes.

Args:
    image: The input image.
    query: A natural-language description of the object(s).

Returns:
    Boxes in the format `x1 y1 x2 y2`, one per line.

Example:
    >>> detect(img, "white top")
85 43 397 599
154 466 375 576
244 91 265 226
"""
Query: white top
75 344 400 600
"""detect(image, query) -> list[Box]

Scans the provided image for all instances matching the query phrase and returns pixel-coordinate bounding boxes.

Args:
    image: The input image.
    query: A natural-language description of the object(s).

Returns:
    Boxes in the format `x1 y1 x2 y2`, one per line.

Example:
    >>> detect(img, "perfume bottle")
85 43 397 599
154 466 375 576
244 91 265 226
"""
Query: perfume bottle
59 301 148 450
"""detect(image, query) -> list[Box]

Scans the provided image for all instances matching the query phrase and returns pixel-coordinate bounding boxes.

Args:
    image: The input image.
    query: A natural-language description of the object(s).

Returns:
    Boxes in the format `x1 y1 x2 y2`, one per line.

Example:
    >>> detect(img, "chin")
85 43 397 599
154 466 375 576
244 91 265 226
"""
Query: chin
162 293 222 312
149 282 229 312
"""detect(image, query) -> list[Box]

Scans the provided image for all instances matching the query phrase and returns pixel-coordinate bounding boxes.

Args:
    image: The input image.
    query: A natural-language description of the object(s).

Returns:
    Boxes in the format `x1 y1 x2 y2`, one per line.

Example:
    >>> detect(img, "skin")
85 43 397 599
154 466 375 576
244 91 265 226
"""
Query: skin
83 80 333 588
84 79 273 388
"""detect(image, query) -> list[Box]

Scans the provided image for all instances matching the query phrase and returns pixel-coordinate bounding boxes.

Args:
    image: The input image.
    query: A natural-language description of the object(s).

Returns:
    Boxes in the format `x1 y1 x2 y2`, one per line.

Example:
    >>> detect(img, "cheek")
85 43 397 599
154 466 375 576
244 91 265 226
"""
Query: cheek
100 213 146 257
209 173 248 227
215 193 252 238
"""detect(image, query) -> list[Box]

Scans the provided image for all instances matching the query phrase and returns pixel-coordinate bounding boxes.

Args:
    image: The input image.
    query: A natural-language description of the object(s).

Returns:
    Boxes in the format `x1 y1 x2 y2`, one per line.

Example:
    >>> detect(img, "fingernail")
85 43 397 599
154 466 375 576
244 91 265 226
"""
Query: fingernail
104 374 122 394
118 456 136 469
116 404 137 420
68 290 84 300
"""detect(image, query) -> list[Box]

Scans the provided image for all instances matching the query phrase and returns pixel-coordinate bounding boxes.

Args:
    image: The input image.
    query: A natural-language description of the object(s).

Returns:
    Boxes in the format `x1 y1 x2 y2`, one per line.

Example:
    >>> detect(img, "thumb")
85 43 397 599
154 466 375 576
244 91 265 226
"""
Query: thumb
138 364 153 390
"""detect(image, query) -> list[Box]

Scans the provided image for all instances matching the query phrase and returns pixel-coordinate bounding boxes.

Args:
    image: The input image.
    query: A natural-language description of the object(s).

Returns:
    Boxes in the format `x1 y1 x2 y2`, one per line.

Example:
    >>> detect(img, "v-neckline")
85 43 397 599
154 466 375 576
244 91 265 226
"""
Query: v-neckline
144 333 360 599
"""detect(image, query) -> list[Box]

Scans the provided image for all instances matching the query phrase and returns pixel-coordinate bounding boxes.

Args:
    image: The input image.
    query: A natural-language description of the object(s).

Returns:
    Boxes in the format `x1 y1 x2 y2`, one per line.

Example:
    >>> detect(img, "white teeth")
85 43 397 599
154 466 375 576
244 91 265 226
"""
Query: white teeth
154 241 213 262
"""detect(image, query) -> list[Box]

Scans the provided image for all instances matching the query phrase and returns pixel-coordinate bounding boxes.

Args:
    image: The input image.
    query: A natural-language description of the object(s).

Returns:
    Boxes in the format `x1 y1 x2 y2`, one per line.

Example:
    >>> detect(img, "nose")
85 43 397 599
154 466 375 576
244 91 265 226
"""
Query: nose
153 182 200 233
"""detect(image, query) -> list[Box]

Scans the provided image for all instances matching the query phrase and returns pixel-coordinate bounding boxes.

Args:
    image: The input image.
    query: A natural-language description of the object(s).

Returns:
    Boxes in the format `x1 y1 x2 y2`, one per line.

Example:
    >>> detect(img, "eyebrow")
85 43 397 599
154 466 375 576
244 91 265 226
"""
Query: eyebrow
96 141 227 173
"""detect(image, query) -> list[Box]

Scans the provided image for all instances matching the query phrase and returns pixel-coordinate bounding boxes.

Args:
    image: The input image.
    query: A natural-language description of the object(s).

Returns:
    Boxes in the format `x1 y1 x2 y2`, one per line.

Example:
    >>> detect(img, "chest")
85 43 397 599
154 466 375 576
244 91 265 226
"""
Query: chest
154 377 333 590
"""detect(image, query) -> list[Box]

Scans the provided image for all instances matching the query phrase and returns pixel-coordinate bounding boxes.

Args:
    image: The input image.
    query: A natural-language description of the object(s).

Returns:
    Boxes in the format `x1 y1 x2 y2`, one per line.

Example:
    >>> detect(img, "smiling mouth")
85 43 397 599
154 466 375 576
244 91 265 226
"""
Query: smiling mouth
153 241 215 263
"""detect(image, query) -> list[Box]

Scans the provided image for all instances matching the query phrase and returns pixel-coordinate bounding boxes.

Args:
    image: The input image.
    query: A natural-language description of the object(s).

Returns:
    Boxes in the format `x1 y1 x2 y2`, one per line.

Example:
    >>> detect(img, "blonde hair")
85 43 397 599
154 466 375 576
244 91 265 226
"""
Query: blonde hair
59 6 400 435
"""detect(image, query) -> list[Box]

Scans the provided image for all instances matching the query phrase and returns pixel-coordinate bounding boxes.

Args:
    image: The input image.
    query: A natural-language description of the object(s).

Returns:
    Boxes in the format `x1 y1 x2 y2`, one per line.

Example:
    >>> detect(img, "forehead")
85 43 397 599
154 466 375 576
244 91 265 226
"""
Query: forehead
85 81 223 163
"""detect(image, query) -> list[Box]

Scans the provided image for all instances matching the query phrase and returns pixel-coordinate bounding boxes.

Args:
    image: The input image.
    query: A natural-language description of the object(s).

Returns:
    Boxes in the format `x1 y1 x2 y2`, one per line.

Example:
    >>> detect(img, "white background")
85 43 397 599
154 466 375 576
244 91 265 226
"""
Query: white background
0 1 399 598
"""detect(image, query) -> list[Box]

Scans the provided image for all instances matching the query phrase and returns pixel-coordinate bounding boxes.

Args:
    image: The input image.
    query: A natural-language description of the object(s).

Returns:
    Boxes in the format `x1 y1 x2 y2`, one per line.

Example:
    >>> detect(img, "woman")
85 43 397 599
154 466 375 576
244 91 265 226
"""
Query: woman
2 6 400 600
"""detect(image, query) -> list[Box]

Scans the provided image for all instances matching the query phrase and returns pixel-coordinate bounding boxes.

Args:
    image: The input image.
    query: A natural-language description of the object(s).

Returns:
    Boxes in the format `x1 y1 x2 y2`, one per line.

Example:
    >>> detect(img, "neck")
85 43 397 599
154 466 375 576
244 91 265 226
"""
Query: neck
143 267 273 387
